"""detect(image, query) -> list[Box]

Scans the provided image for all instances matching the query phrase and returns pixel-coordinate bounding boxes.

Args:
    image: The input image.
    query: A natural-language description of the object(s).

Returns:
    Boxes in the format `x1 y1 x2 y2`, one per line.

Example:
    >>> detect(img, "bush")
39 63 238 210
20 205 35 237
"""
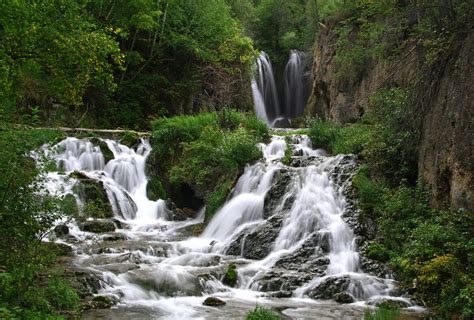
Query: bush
363 306 400 320
307 117 341 152
246 306 280 320
150 111 268 220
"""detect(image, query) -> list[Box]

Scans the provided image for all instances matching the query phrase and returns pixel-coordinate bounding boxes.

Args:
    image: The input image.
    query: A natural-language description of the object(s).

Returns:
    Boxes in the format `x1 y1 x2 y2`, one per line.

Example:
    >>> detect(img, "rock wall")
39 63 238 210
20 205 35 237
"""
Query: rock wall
306 26 473 211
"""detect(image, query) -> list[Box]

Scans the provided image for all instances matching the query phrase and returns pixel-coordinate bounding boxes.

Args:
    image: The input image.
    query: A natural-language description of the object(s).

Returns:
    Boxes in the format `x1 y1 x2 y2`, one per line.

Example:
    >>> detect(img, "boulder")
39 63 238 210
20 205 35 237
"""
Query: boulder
307 275 351 300
54 224 70 237
225 215 283 259
80 220 116 233
203 297 226 307
334 292 355 304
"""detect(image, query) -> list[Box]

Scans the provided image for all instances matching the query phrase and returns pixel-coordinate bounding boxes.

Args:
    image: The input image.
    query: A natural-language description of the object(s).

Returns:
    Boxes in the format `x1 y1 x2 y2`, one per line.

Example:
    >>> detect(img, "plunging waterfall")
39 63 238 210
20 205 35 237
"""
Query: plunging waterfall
251 51 309 127
284 51 308 119
251 52 280 125
42 134 422 320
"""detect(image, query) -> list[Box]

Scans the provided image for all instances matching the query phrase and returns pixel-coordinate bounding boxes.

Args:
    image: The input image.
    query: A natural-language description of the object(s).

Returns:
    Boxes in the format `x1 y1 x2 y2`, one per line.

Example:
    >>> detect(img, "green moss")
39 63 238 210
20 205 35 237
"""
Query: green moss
281 137 292 166
206 179 233 221
223 263 238 287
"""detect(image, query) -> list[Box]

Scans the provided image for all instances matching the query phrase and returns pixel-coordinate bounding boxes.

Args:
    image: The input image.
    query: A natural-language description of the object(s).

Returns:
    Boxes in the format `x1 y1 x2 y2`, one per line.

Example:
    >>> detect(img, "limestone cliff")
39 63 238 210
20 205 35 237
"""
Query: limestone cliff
306 25 473 212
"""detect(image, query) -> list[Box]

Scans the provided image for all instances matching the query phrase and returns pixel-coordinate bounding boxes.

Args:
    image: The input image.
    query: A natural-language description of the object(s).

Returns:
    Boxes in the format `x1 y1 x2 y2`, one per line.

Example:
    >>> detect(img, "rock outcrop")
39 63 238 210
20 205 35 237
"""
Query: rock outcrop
306 25 473 211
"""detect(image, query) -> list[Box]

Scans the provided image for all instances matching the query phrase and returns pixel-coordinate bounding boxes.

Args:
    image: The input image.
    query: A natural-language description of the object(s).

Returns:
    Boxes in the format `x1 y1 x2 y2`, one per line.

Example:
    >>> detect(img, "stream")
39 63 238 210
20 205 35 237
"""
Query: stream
43 134 425 319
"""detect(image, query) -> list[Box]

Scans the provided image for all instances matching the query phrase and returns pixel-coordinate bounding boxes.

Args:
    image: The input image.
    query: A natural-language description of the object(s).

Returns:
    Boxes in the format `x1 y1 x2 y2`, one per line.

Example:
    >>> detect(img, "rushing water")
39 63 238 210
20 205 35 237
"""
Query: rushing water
284 51 308 119
44 135 423 319
251 51 309 127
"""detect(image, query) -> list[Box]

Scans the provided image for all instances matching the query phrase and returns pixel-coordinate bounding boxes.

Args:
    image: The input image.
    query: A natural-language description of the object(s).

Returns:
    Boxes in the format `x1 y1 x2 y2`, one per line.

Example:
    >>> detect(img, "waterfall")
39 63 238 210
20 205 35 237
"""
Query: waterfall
251 52 280 125
43 135 419 319
251 51 309 127
284 50 308 119
49 137 168 226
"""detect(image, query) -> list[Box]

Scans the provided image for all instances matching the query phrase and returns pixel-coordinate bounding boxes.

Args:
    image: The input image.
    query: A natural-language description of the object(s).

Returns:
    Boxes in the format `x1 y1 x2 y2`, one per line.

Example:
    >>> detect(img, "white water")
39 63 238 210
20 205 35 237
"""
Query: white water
251 52 280 125
43 135 419 319
284 50 308 119
49 137 168 226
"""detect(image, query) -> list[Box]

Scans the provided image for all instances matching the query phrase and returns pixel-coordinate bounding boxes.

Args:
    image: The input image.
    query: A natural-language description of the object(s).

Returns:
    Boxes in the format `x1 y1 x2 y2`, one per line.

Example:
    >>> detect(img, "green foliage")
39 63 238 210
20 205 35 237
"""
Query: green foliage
246 306 280 320
223 263 238 287
151 111 268 220
363 306 400 320
0 127 79 318
281 136 292 166
307 117 341 152
44 278 80 310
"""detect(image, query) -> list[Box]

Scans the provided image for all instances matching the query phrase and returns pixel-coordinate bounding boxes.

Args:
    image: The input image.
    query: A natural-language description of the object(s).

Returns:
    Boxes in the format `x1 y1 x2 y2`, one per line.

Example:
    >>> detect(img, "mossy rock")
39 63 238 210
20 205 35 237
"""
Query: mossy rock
222 264 238 287
90 137 114 163
71 174 113 219
146 179 166 201
80 220 115 233
119 131 140 149
60 193 79 217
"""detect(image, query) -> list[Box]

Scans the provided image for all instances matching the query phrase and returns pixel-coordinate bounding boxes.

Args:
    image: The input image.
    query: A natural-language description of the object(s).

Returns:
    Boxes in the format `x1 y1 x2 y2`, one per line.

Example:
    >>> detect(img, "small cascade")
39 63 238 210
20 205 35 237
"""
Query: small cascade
251 52 280 124
48 137 168 226
284 51 309 119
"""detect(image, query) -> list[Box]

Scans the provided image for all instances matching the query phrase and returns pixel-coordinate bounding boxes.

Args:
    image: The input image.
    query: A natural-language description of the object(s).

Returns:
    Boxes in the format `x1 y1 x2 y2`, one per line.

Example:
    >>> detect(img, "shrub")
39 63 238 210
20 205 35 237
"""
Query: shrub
246 306 280 320
363 306 400 320
307 117 341 152
150 111 268 220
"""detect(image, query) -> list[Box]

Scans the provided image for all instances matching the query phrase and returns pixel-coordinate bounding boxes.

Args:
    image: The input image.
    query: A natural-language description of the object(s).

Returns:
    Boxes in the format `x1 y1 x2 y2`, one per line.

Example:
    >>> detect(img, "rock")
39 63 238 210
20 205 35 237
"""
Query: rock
90 138 114 164
202 297 226 307
263 170 293 218
225 215 283 259
307 275 351 300
373 298 411 309
90 294 118 308
101 233 128 241
334 292 355 304
80 220 116 233
119 131 141 149
72 174 114 219
165 200 196 221
54 224 69 237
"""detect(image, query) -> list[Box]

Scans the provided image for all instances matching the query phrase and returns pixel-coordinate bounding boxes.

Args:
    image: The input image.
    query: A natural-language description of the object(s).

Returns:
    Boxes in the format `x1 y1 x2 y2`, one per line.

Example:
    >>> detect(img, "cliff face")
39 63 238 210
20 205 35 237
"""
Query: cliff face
306 26 473 211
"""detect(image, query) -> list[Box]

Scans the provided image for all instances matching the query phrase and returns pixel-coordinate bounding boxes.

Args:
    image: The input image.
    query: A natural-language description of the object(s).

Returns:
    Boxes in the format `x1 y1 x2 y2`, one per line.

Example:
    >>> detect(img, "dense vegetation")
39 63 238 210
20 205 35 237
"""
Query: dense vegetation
308 87 473 317
0 127 83 318
148 109 269 220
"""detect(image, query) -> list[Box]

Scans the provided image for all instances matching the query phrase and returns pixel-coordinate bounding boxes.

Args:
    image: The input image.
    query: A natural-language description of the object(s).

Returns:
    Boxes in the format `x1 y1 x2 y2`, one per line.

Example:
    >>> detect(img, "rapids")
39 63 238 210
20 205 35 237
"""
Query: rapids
43 134 424 319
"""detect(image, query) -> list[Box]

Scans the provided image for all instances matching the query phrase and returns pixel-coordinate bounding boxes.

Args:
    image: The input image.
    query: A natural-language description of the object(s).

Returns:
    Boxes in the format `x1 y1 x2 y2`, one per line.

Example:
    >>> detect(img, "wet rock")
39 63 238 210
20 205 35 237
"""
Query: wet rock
90 138 114 163
80 220 116 233
101 233 128 242
275 233 330 272
334 292 355 304
101 262 140 274
225 215 283 259
72 173 114 219
371 298 411 309
263 171 293 218
90 294 119 308
70 269 104 298
126 267 204 296
165 200 196 221
203 297 226 306
253 270 313 293
54 224 69 237
307 276 351 300
272 290 293 298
